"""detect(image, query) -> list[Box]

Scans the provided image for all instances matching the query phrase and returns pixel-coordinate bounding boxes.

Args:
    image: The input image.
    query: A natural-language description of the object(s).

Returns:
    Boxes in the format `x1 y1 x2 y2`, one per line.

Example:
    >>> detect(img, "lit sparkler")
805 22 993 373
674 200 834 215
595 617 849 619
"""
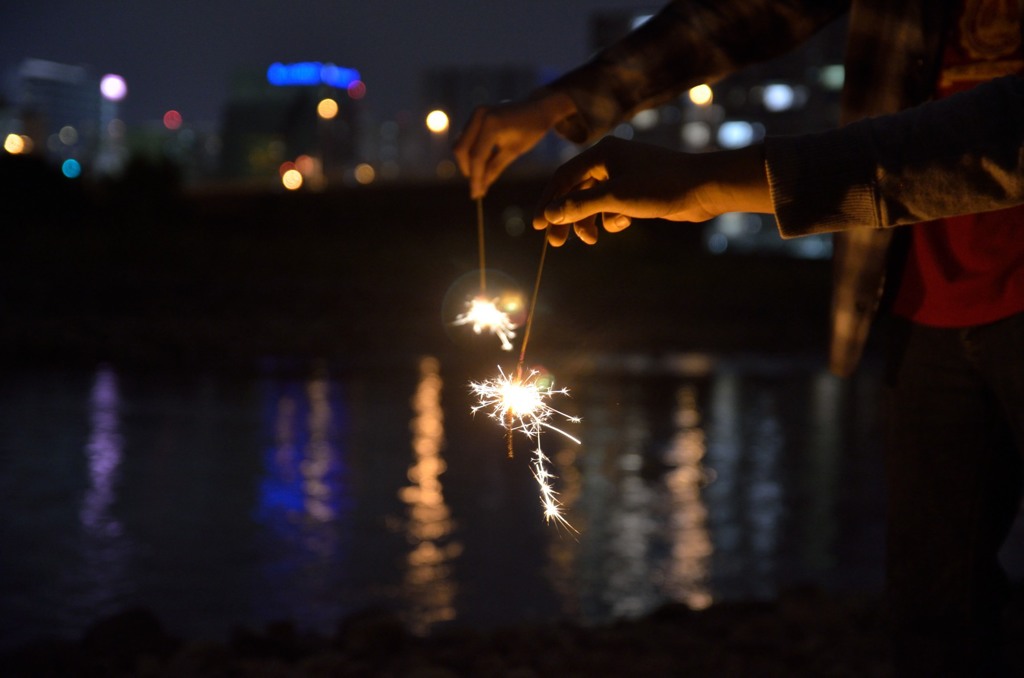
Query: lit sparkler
464 216 578 529
469 366 580 528
469 367 580 445
452 296 517 351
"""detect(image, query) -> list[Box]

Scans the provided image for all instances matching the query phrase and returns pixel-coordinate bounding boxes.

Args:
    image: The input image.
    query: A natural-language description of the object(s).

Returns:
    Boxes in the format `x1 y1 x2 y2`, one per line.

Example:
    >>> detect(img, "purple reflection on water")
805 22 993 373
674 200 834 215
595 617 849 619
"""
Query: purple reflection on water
81 366 123 537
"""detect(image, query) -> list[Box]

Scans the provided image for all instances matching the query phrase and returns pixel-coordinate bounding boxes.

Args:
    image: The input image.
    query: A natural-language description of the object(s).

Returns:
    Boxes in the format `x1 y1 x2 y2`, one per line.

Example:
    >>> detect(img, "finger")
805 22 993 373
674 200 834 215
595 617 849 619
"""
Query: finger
452 108 484 178
479 147 522 199
574 215 600 245
603 212 632 233
547 224 571 247
544 181 620 226
466 120 500 200
533 150 607 223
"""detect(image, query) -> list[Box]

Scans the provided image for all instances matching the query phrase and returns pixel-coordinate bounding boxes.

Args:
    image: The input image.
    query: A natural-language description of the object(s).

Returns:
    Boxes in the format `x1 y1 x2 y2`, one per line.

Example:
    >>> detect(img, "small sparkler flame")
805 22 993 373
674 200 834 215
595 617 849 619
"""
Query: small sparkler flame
469 367 580 528
453 296 517 351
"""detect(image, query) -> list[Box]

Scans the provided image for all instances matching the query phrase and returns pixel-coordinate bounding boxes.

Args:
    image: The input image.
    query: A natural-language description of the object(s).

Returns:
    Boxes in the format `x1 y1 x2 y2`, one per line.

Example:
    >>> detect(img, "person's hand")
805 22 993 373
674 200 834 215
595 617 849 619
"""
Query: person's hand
453 92 577 200
533 137 771 246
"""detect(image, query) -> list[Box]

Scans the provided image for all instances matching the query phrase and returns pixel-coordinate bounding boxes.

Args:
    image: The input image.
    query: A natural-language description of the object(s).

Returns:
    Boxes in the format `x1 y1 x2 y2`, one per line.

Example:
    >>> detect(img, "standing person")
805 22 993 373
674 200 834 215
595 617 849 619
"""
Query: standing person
454 1 1024 674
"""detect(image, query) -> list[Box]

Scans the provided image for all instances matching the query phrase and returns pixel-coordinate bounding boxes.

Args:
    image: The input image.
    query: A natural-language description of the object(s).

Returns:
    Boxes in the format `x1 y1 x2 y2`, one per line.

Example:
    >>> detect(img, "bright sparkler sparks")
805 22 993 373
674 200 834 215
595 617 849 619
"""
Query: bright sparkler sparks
529 444 576 531
453 296 517 351
469 367 580 528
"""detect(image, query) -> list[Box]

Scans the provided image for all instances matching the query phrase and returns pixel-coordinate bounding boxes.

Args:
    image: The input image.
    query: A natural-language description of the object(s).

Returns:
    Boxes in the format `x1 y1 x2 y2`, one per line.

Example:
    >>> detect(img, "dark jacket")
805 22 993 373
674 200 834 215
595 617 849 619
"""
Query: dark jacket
538 0 1024 375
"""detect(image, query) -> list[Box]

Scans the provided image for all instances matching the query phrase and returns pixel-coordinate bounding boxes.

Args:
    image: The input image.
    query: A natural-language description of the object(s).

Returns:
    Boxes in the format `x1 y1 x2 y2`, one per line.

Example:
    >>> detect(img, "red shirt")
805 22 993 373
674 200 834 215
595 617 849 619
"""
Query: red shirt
892 0 1024 327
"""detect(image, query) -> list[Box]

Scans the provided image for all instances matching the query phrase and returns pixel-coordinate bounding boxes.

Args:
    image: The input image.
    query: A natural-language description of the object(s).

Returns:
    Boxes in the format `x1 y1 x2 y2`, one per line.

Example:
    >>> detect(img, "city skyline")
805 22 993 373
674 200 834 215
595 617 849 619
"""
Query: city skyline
0 1 659 128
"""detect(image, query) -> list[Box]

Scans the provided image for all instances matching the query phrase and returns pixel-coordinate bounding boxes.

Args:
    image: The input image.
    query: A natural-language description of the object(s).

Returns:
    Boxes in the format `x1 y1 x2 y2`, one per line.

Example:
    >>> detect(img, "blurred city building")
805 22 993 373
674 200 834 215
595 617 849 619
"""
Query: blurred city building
1 57 218 184
5 58 103 178
219 62 366 188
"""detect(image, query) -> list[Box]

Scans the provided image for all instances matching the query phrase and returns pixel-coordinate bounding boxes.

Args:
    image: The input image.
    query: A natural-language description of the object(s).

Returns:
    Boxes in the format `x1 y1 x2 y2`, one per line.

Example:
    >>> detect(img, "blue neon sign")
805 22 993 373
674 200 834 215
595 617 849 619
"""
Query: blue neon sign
267 62 361 88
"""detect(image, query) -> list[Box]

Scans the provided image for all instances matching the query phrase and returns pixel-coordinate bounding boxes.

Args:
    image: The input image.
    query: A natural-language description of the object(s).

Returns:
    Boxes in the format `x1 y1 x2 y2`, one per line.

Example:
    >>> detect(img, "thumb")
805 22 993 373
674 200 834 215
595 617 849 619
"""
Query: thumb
545 182 614 225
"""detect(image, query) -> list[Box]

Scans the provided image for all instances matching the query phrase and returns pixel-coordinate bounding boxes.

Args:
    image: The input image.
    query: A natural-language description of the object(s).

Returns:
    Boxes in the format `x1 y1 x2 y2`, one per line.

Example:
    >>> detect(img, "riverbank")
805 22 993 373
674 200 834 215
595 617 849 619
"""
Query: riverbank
9 585 1024 677
4 588 898 677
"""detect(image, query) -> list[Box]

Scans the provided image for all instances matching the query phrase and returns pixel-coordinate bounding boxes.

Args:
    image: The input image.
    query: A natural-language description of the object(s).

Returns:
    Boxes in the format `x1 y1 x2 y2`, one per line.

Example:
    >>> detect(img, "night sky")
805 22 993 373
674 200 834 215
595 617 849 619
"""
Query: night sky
1 1 657 128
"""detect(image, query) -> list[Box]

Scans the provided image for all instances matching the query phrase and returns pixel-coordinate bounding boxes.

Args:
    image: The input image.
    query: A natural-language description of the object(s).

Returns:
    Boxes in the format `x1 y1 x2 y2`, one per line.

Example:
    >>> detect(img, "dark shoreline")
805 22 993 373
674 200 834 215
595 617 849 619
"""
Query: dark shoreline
4 588 899 677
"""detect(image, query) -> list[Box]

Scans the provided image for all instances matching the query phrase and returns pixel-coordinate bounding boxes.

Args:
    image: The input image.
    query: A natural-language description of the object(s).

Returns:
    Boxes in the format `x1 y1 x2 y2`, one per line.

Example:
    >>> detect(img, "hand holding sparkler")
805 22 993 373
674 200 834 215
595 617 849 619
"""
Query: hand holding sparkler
532 136 772 246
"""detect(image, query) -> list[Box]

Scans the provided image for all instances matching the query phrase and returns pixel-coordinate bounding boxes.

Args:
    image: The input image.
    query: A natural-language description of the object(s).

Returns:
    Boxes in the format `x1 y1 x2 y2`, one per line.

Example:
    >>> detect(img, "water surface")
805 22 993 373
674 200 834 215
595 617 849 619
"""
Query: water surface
0 352 909 649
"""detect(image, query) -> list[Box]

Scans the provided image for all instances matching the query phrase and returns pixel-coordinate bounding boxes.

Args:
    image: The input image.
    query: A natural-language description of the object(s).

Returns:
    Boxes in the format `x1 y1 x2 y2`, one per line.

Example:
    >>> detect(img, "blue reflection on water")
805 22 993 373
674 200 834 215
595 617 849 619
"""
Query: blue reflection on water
0 353 945 651
256 368 351 528
251 366 355 632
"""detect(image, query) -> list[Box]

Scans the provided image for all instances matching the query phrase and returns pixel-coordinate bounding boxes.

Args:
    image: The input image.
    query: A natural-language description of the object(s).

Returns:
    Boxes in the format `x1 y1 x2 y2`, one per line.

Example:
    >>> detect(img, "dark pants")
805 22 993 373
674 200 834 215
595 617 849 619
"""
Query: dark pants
884 311 1024 676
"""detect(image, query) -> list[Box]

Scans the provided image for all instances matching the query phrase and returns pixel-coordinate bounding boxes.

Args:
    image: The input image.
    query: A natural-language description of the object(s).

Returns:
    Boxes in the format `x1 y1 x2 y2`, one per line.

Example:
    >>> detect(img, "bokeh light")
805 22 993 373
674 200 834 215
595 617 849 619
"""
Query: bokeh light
61 159 82 179
295 154 316 175
354 163 375 185
631 109 659 130
281 168 303 190
681 121 711 149
59 126 78 145
163 110 183 130
436 159 456 179
717 121 754 149
107 119 126 138
688 84 713 106
317 98 339 119
762 84 795 112
99 74 127 102
3 133 25 154
425 110 449 134
347 80 366 99
819 64 845 90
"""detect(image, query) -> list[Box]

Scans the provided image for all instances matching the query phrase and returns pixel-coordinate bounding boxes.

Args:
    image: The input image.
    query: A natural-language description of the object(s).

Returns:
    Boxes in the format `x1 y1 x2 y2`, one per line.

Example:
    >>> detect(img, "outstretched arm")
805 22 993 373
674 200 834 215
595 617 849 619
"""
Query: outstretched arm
533 75 1024 245
452 0 847 198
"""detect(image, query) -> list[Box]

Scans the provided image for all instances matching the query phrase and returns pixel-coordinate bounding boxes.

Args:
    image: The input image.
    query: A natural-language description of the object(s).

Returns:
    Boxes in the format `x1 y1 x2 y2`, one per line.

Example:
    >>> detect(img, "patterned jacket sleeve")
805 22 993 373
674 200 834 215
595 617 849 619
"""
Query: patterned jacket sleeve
539 0 849 144
766 74 1024 236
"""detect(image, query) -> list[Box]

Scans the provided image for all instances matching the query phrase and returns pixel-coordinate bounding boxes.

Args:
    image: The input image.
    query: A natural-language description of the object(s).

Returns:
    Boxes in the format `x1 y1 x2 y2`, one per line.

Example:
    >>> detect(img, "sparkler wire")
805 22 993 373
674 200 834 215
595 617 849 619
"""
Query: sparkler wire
476 197 486 293
516 236 548 379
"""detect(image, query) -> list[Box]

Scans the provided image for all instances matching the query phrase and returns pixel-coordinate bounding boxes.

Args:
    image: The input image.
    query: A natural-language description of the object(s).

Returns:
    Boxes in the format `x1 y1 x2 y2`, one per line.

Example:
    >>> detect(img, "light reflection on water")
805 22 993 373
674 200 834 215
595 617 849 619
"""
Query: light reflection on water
0 353 894 650
399 356 461 635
